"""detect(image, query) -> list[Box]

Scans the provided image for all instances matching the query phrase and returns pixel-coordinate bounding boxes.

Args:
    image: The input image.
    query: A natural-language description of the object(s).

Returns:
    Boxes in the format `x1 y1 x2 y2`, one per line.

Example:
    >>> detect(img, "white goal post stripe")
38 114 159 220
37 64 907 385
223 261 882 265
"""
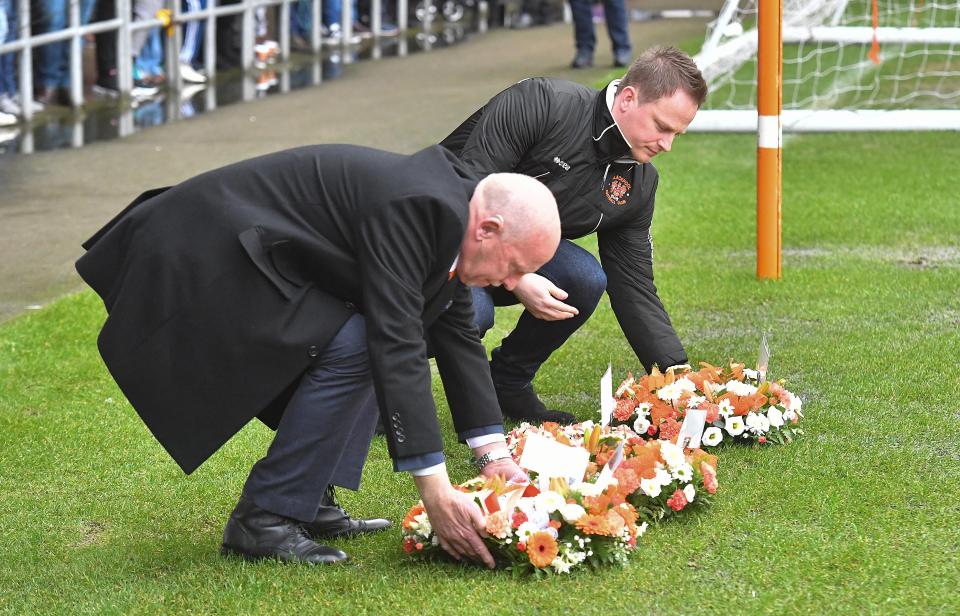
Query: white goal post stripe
690 109 960 132
784 26 960 44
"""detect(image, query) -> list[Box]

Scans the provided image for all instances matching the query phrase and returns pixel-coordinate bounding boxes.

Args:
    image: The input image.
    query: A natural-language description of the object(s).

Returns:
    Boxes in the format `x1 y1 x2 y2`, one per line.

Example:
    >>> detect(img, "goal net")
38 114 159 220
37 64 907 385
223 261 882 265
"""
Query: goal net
691 0 960 131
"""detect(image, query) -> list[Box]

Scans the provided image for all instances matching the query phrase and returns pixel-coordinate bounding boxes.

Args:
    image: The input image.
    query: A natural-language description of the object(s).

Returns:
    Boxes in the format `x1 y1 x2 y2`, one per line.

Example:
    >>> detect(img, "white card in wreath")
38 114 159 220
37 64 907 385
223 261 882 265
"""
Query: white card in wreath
599 363 614 427
757 333 770 381
519 432 590 482
677 409 707 449
593 442 625 490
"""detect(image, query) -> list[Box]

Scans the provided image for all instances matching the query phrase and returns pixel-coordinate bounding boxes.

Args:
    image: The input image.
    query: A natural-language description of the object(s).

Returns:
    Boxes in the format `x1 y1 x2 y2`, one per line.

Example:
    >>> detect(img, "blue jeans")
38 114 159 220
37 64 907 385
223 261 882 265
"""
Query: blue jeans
291 0 358 35
568 0 630 55
243 314 379 522
0 0 15 96
134 28 164 78
472 239 607 391
37 0 70 88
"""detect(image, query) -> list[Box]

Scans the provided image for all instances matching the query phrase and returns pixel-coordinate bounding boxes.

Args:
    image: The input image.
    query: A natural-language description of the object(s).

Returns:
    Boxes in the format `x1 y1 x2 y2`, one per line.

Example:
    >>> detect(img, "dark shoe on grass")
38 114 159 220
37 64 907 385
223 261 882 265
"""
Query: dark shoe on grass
571 50 593 69
496 384 575 425
221 495 348 564
304 486 392 539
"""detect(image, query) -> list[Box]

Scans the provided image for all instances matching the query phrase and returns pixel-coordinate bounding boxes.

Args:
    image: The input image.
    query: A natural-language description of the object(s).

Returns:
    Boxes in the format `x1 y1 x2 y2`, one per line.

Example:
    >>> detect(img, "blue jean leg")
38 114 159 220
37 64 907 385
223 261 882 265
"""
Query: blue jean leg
568 0 595 54
473 239 607 391
37 0 70 88
243 314 379 522
602 0 630 53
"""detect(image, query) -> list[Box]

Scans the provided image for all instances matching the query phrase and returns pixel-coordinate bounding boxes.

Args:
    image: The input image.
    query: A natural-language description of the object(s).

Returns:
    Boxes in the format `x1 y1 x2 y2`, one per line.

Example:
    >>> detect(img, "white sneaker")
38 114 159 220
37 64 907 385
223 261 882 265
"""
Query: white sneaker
0 95 20 116
0 110 17 126
179 63 207 84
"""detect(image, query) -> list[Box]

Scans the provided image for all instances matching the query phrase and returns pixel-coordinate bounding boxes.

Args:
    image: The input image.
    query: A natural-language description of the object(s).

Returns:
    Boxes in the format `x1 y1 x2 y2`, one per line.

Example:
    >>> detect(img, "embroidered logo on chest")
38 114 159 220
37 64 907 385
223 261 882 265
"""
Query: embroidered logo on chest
604 174 631 206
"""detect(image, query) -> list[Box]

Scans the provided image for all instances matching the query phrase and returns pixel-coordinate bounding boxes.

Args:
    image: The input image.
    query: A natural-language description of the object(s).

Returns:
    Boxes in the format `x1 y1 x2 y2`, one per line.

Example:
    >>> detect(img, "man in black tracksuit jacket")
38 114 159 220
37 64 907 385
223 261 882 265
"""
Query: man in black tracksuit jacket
440 46 708 424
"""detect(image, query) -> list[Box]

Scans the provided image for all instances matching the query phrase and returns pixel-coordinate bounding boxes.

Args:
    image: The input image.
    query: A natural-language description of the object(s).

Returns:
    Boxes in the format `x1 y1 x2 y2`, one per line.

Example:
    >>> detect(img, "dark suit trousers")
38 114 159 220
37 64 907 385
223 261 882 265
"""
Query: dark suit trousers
243 314 379 522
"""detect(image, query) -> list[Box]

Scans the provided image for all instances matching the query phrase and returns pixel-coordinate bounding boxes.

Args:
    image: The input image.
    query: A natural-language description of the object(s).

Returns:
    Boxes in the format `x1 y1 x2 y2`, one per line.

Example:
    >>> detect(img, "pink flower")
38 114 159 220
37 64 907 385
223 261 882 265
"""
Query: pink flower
667 489 688 512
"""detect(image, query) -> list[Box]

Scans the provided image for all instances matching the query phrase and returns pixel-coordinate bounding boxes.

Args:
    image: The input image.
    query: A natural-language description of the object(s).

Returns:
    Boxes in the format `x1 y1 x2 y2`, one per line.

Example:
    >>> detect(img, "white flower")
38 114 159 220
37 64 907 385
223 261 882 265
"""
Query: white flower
551 558 572 574
676 377 697 392
701 426 723 447
578 482 604 497
718 399 735 418
412 512 432 535
657 378 697 403
746 412 770 433
685 395 706 410
788 394 804 416
725 416 746 436
534 490 566 514
683 484 696 502
725 380 758 397
767 407 785 428
672 463 693 482
640 478 662 497
637 522 648 536
633 415 651 434
783 409 797 422
659 440 687 470
515 522 537 542
636 401 652 415
526 509 551 529
743 368 759 381
654 468 673 487
580 420 595 432
559 503 586 523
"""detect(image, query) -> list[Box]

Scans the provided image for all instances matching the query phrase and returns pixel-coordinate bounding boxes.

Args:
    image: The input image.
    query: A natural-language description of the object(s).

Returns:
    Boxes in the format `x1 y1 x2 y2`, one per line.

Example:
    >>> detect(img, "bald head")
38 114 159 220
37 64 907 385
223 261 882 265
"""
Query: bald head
457 173 560 290
476 173 560 266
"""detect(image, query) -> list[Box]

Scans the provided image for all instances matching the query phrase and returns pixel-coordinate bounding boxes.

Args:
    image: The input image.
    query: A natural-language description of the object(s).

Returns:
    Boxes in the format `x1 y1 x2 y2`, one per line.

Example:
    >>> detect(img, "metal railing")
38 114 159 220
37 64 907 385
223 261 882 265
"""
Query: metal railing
0 0 427 121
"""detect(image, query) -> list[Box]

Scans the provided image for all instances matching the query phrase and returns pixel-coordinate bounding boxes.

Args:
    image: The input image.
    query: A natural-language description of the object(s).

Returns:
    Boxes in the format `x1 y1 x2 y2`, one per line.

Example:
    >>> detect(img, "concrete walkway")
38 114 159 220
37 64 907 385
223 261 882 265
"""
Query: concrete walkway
0 6 717 323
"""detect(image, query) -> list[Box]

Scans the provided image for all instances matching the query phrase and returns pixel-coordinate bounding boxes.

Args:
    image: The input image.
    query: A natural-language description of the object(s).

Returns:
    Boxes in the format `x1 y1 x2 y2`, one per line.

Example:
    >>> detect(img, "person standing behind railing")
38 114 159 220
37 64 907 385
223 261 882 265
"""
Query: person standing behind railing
0 0 18 125
34 0 72 105
568 0 631 69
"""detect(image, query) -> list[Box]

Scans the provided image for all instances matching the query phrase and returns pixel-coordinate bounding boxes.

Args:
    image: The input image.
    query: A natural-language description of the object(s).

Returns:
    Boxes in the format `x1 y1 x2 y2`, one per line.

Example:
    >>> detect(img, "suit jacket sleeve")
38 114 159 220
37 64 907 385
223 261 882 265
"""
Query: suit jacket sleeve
428 283 502 437
356 195 450 460
597 175 687 372
443 78 551 175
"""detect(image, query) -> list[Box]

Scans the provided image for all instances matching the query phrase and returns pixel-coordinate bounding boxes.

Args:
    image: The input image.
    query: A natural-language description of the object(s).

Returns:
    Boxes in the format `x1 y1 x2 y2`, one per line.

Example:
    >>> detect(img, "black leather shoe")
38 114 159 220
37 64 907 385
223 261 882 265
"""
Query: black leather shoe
571 50 593 69
613 49 633 68
221 495 349 564
496 384 576 424
303 486 392 539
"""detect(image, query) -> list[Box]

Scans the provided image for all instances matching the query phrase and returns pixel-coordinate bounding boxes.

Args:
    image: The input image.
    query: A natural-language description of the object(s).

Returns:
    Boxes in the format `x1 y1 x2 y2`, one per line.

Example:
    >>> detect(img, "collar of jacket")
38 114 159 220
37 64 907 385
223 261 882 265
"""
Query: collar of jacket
592 80 636 165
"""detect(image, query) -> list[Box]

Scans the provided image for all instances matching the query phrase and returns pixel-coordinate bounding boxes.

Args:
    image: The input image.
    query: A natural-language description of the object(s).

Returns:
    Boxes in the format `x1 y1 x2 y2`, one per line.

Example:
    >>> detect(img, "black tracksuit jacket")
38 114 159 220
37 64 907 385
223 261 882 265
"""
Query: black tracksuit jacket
441 77 686 372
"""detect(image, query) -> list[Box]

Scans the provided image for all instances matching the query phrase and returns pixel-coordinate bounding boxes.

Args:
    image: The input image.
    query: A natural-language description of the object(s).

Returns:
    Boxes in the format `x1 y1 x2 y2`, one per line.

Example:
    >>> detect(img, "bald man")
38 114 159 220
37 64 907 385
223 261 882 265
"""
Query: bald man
76 145 560 565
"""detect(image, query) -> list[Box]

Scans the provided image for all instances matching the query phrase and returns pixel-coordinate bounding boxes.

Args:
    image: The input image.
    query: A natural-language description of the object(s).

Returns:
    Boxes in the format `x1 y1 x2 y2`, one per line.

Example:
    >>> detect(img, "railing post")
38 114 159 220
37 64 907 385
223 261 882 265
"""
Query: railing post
242 0 254 71
17 0 33 121
69 0 83 106
279 0 291 60
397 0 407 33
117 0 133 93
341 0 351 46
371 0 380 36
204 0 218 80
168 0 184 87
311 0 321 52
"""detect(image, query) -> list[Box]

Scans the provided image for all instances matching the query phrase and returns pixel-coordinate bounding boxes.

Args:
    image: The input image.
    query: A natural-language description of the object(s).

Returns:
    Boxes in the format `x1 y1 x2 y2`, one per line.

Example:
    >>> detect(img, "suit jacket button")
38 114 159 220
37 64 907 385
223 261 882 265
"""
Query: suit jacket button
307 345 319 358
345 301 356 310
396 434 406 443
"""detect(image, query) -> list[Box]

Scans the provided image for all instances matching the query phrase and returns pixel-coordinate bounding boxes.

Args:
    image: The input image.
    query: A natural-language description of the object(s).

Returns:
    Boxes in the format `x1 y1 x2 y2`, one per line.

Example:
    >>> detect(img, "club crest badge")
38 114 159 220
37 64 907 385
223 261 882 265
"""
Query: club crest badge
604 174 631 206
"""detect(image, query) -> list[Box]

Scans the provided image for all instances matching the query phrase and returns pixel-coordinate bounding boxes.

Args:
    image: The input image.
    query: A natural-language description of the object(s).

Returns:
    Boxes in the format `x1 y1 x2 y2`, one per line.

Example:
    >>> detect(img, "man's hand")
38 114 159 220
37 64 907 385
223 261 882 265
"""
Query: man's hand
414 472 495 568
479 457 528 483
512 273 579 321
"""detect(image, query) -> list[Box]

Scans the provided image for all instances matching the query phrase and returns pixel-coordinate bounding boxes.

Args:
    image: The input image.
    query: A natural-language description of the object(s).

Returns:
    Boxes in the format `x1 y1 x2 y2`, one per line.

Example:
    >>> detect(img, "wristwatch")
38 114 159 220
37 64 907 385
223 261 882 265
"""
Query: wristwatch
474 448 512 470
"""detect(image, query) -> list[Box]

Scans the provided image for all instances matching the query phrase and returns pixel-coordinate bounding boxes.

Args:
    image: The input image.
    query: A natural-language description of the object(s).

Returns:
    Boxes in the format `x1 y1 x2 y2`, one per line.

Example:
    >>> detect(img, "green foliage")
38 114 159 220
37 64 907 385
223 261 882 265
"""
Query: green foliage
1 130 959 613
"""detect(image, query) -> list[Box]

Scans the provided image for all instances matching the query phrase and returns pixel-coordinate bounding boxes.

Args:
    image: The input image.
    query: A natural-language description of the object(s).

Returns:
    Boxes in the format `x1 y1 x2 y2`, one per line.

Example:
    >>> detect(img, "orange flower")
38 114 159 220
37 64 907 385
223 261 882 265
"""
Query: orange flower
584 493 612 516
701 402 720 424
402 503 425 530
575 513 612 536
650 400 676 425
605 509 625 535
526 531 559 568
485 511 510 539
613 398 637 421
658 417 682 442
701 462 718 494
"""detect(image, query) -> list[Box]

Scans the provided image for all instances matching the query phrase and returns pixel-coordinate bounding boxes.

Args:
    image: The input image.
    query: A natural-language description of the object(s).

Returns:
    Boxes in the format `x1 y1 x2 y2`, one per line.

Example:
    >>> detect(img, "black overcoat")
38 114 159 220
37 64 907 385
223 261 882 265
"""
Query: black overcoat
77 145 501 474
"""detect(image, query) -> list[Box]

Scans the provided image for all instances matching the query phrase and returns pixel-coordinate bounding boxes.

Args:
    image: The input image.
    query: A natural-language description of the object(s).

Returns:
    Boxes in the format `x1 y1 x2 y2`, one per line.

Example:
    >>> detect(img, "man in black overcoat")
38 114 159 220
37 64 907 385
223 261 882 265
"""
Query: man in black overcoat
440 46 707 424
76 144 561 566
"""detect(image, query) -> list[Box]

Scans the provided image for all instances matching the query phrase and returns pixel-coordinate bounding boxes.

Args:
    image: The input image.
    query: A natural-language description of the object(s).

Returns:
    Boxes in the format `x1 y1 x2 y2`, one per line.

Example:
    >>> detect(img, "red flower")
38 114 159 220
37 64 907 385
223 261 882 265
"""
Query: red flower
511 511 528 529
415 543 424 551
701 462 718 494
402 537 417 554
517 542 527 552
758 436 767 444
666 489 688 512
